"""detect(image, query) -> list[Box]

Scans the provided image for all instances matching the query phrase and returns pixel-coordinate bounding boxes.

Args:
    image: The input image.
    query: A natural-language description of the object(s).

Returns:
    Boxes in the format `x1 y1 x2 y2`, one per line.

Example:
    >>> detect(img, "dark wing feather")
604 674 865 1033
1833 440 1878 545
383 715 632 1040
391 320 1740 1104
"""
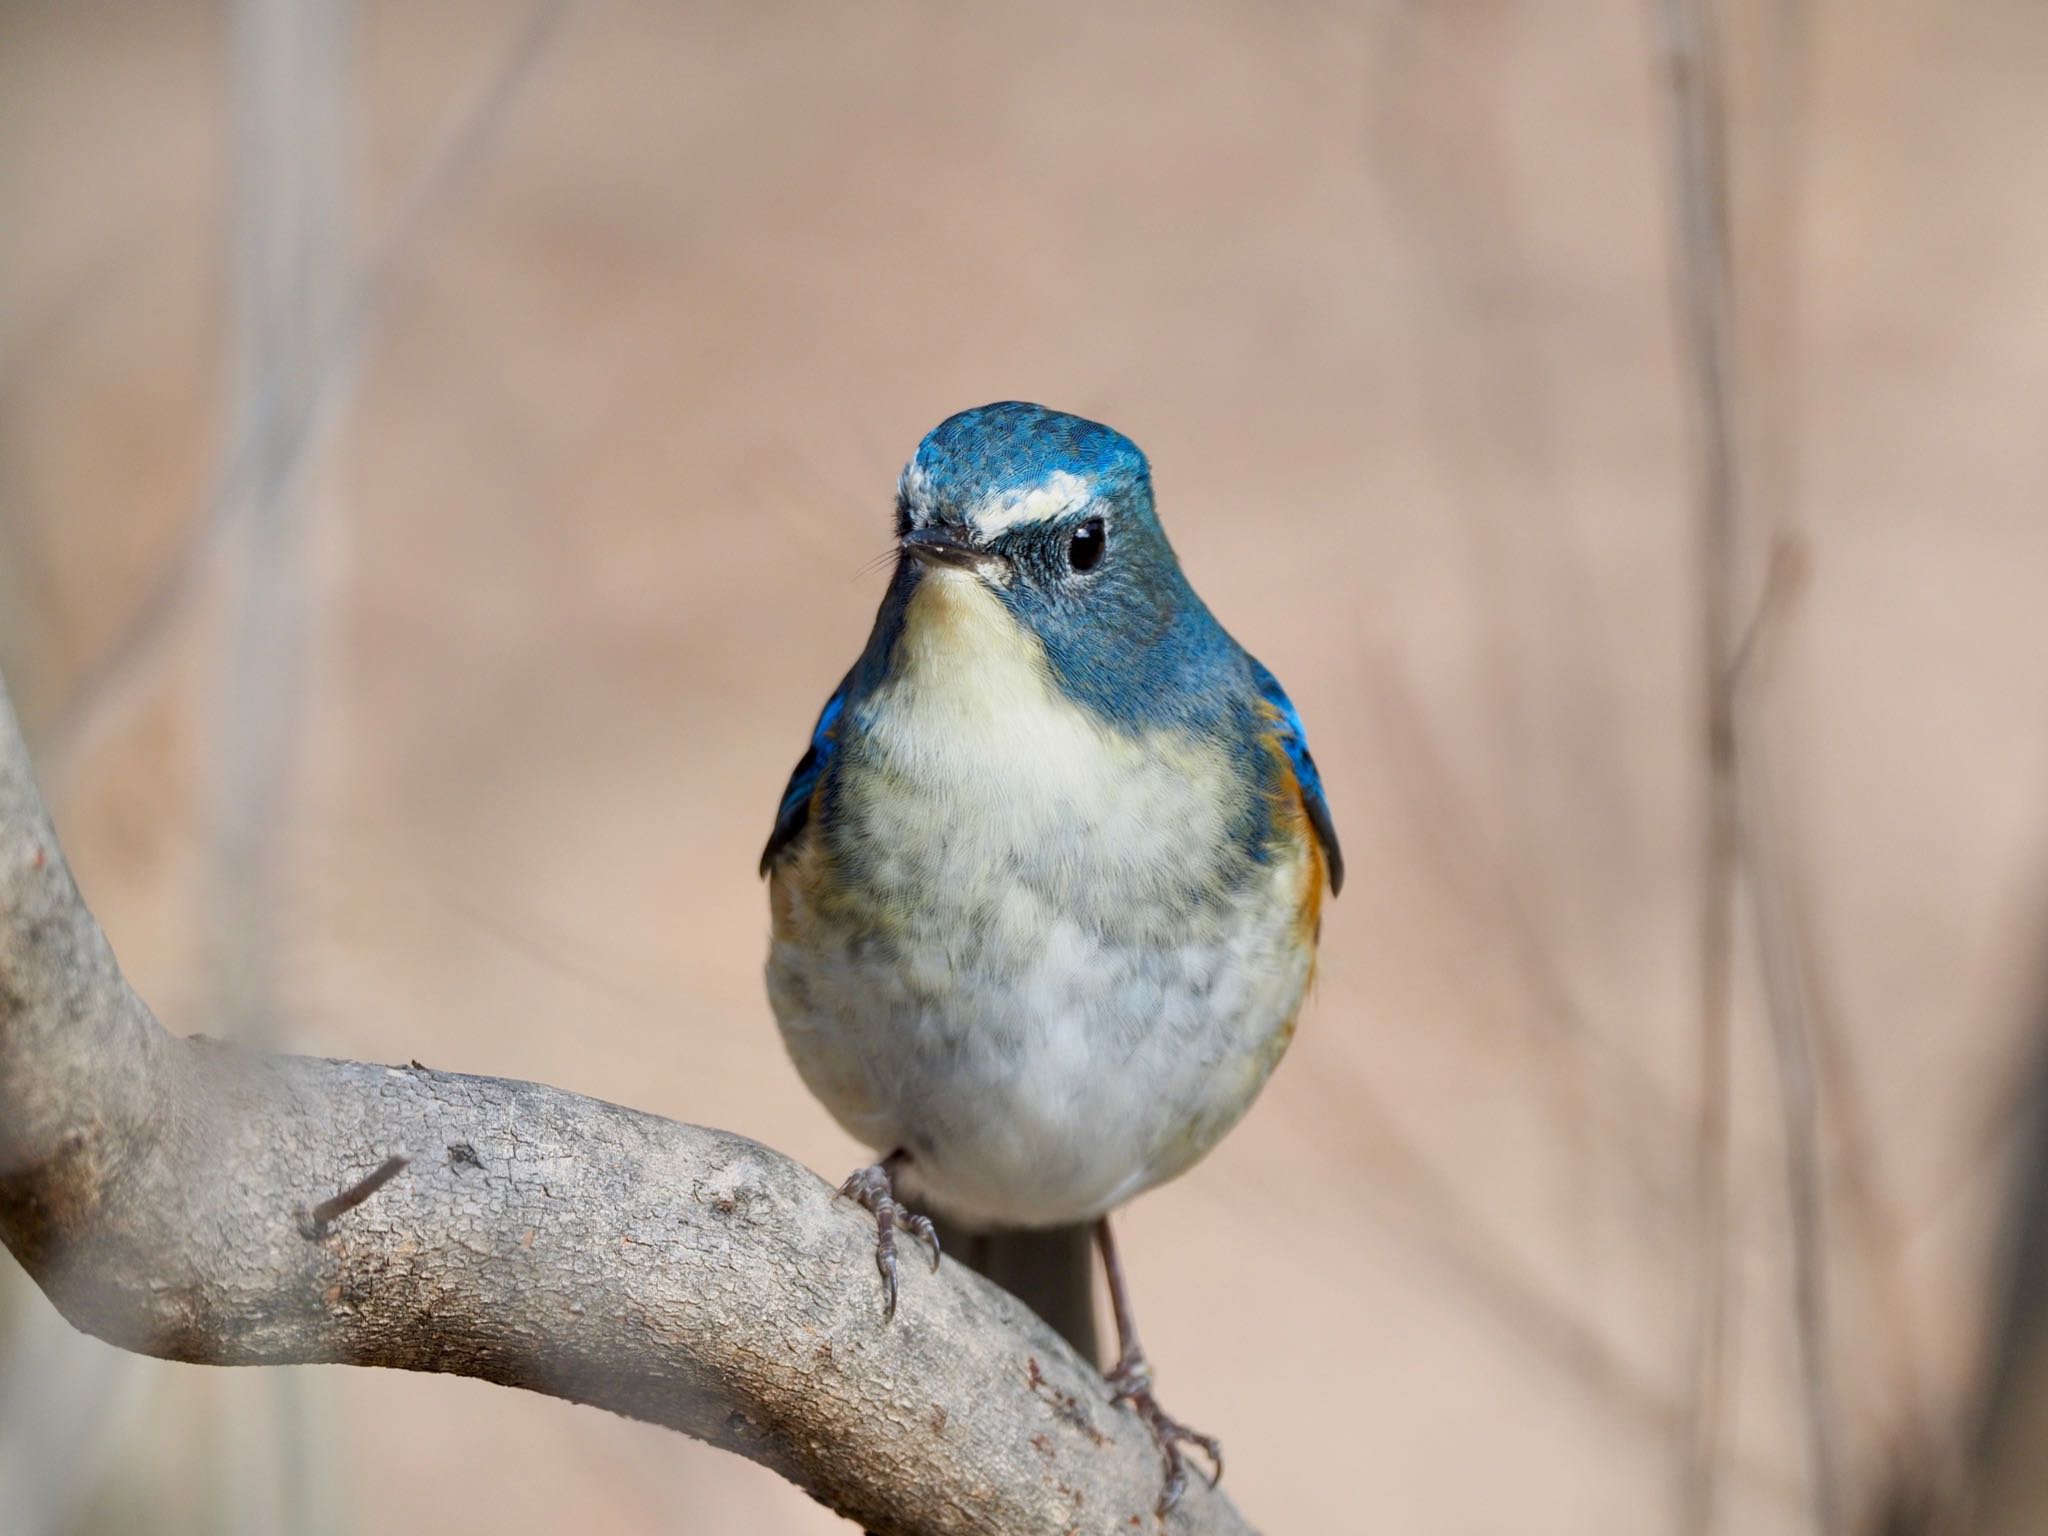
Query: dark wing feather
759 671 853 875
1249 658 1343 895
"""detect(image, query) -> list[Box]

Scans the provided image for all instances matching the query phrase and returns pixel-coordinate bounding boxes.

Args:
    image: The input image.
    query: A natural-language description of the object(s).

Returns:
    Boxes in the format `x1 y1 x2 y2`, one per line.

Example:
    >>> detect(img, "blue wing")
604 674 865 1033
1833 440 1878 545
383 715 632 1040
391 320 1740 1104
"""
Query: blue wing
1250 659 1343 895
759 671 853 875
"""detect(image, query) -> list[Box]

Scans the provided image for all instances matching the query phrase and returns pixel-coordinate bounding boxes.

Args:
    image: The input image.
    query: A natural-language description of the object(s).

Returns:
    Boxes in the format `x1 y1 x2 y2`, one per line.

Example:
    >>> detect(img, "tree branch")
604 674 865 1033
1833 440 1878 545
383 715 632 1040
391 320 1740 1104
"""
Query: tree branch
0 669 1252 1536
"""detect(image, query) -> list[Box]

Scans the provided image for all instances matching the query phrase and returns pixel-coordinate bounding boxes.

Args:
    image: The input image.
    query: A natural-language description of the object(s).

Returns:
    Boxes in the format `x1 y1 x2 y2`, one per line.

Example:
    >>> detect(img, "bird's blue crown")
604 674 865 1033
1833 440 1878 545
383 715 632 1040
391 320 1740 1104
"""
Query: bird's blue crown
897 402 1151 532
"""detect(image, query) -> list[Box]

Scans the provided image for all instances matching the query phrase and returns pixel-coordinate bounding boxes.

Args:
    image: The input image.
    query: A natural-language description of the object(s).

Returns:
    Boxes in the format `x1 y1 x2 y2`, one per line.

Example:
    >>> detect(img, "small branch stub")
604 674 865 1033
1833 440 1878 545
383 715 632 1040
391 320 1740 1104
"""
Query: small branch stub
299 1154 410 1238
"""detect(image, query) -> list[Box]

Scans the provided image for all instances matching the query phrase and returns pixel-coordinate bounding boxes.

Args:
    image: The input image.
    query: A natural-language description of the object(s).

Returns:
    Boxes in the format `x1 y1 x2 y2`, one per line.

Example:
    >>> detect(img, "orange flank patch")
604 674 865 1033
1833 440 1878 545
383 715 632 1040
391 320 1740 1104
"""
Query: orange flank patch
1243 712 1324 1070
767 829 820 940
768 776 835 940
1256 711 1327 951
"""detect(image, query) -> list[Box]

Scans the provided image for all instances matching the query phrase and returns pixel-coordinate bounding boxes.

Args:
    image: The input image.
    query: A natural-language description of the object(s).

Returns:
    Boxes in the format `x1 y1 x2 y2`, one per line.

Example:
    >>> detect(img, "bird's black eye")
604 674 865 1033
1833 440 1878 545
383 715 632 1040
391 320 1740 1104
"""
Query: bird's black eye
1066 517 1106 573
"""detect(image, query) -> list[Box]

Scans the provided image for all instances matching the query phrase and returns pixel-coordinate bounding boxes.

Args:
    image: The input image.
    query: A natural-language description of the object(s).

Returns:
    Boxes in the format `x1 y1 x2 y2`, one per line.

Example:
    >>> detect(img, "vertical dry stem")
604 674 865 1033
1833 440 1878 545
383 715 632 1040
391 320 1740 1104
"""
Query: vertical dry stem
1654 1 1743 1528
1652 1 1843 1531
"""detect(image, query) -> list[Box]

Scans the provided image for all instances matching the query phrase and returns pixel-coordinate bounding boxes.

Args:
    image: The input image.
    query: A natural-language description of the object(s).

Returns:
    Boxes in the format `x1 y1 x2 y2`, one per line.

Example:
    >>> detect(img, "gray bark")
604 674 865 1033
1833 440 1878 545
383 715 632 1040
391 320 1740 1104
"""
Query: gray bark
0 670 1253 1536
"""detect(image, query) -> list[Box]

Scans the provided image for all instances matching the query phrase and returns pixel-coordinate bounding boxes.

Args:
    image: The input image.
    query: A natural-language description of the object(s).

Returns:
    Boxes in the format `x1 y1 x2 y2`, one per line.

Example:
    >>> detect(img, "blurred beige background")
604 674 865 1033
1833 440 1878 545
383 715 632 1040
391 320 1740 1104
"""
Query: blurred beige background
3 1 2047 1532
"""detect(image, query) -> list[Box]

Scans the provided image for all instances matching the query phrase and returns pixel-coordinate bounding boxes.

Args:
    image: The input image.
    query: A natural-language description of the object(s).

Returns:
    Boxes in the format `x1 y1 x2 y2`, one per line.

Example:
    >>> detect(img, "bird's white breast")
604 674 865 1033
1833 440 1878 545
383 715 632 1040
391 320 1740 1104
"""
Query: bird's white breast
767 570 1315 1228
857 569 1240 904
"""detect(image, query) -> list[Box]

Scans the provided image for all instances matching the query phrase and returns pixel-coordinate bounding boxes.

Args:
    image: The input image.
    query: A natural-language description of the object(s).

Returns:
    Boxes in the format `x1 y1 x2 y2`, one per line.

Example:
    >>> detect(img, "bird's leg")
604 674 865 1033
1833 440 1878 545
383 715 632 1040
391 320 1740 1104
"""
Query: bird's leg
838 1150 941 1321
1097 1215 1223 1514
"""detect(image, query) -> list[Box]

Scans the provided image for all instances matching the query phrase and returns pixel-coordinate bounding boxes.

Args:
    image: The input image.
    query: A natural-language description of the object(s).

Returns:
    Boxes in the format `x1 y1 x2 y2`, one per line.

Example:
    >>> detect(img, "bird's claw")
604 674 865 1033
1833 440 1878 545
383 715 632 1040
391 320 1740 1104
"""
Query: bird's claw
1107 1347 1223 1514
838 1161 941 1321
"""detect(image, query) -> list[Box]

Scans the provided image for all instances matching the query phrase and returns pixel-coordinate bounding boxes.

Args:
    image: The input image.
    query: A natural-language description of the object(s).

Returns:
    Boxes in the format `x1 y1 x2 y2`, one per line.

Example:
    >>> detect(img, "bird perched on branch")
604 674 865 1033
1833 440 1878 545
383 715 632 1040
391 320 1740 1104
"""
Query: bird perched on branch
761 402 1341 1508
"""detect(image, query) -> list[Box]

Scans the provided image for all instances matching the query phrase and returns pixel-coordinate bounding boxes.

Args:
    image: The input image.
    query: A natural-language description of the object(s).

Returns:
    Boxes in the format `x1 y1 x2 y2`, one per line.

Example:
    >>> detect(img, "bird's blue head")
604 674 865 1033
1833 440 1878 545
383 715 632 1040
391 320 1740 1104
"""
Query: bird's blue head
887 402 1236 731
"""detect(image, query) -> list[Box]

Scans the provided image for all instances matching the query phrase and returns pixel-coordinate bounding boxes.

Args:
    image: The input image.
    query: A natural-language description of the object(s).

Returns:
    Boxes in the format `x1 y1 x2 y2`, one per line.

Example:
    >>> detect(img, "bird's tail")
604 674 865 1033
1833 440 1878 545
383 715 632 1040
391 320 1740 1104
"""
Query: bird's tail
931 1217 1099 1366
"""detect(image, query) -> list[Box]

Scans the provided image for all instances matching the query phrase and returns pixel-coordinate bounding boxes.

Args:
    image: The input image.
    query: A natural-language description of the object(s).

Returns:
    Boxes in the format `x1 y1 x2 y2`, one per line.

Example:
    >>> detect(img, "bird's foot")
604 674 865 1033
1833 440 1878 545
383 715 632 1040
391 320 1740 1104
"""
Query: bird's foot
838 1158 940 1321
1106 1345 1223 1514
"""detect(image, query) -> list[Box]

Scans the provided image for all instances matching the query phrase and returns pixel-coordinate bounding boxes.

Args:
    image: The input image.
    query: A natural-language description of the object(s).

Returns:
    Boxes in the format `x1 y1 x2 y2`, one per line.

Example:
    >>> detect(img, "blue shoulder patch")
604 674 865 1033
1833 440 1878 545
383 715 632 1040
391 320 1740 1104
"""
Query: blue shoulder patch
1250 658 1343 895
760 673 851 875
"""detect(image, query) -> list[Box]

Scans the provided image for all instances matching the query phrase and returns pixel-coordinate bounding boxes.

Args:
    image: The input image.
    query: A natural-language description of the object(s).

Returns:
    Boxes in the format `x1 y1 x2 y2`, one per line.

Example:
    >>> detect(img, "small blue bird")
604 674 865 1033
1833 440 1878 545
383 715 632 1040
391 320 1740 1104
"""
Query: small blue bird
761 402 1340 1506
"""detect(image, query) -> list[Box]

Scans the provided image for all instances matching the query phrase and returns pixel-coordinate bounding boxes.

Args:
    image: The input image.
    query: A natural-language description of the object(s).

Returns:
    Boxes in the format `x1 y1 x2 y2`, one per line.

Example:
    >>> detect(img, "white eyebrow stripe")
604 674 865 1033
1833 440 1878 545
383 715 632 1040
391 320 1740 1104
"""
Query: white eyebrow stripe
971 470 1092 535
899 460 935 513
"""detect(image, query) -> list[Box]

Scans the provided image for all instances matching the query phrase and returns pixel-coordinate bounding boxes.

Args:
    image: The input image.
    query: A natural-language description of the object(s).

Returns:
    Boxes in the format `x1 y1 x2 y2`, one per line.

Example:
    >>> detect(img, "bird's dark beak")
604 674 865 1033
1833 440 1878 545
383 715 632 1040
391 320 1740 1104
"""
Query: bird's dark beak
900 526 999 574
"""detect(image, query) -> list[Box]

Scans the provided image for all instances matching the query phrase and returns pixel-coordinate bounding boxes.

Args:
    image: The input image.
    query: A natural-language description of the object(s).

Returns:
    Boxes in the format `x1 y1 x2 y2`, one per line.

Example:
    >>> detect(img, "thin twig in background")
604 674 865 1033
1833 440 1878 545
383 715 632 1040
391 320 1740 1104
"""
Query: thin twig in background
1734 0 1936 1488
1652 8 1741 1525
37 0 577 790
1741 0 1933 1477
1652 0 1844 1532
1742 722 1845 1536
